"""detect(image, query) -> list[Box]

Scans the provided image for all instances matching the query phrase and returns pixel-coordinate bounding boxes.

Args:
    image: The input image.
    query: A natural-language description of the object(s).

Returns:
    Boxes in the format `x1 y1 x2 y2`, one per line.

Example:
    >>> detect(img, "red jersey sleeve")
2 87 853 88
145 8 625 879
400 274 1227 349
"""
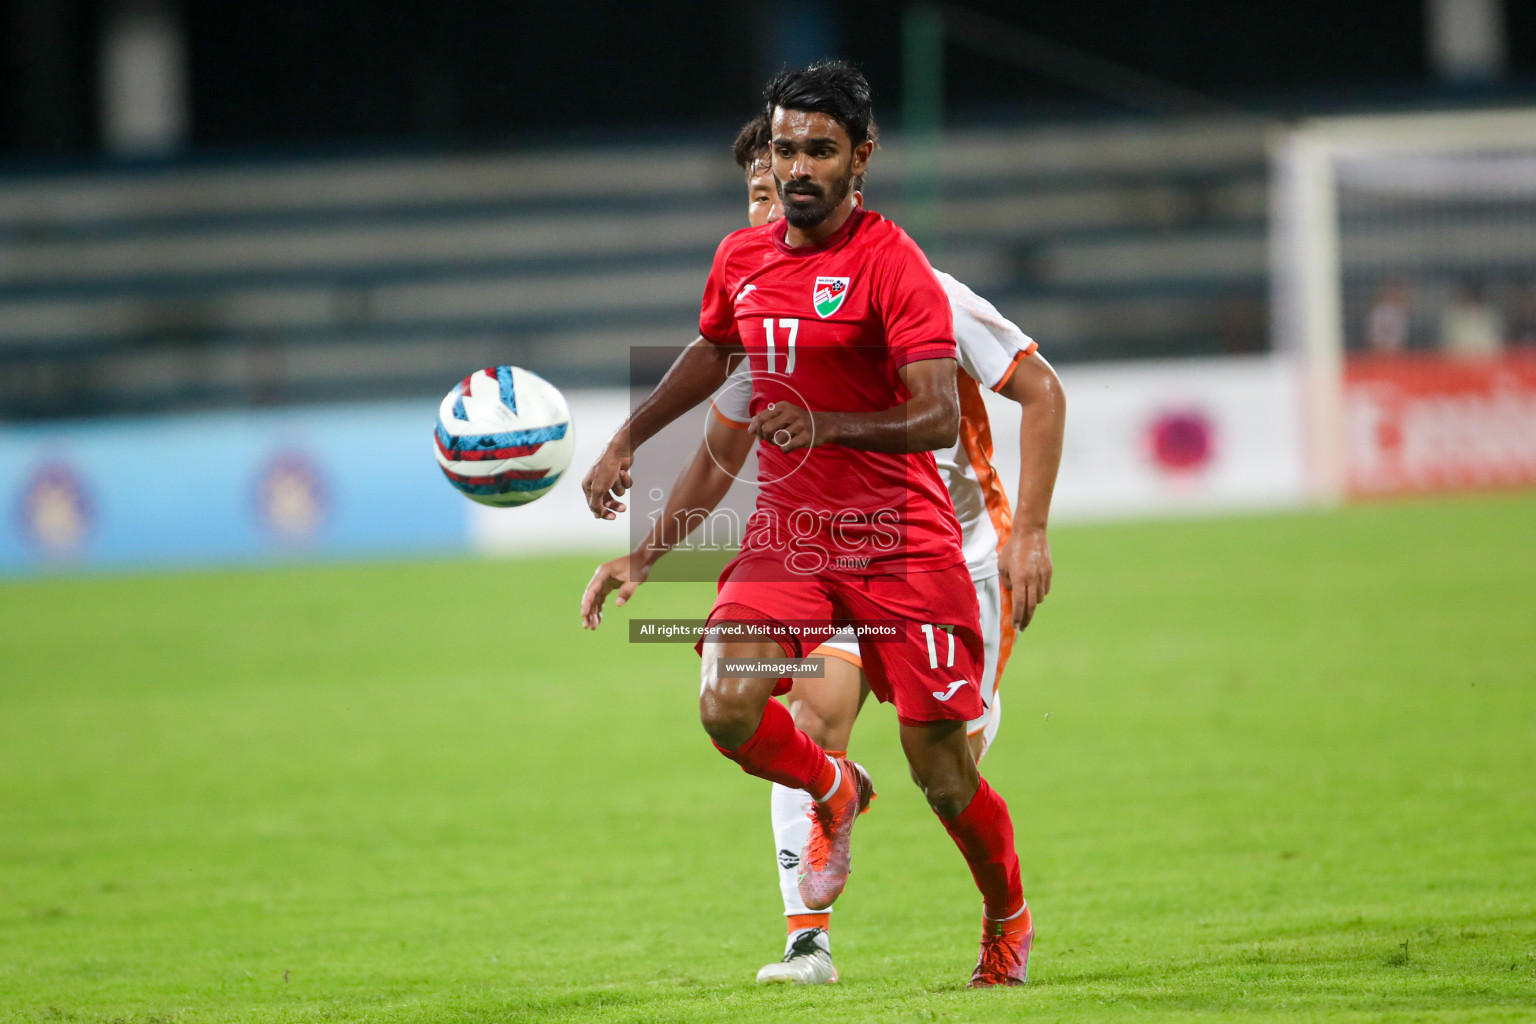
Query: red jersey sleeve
698 233 742 346
873 231 956 369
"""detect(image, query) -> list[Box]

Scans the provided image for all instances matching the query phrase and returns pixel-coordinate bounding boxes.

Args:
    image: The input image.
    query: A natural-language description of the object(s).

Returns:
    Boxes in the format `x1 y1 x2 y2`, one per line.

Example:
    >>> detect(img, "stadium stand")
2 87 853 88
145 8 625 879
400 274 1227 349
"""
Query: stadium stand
0 118 1272 419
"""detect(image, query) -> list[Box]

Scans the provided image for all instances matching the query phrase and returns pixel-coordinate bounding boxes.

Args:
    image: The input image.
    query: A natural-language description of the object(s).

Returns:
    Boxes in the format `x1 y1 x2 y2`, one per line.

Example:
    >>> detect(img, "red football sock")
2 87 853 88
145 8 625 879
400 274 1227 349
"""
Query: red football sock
715 698 830 792
938 778 1024 920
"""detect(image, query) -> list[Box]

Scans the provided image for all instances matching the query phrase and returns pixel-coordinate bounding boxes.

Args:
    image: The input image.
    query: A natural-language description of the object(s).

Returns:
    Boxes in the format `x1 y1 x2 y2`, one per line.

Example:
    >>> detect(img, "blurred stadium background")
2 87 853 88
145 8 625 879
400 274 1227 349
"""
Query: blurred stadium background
1 0 1534 571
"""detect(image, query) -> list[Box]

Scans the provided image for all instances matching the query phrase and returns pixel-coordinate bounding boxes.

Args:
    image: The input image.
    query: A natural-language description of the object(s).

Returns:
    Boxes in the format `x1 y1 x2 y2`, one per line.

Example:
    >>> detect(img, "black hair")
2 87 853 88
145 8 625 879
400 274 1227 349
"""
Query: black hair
762 60 874 148
732 114 771 172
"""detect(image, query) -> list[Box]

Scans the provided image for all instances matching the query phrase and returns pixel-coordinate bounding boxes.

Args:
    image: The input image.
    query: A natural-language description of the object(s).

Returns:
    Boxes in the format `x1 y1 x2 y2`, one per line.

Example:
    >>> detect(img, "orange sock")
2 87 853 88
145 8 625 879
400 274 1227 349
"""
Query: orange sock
788 913 831 934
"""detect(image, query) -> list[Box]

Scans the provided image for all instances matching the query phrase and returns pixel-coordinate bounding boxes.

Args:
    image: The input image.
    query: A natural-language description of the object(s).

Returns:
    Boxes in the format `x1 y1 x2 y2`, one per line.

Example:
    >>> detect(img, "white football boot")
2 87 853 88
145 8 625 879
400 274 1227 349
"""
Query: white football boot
755 927 838 985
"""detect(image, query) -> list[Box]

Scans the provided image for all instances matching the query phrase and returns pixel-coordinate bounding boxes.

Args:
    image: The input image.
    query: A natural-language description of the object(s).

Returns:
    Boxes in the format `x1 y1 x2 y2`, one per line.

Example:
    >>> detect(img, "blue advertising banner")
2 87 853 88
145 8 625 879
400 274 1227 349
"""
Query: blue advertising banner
0 401 469 575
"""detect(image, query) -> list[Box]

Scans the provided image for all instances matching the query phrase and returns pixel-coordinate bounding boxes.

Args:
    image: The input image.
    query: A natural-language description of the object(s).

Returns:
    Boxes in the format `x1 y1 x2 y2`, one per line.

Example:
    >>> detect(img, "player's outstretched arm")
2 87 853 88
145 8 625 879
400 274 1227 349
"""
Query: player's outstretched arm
581 336 742 519
634 415 754 568
748 356 961 454
580 418 753 629
996 352 1065 630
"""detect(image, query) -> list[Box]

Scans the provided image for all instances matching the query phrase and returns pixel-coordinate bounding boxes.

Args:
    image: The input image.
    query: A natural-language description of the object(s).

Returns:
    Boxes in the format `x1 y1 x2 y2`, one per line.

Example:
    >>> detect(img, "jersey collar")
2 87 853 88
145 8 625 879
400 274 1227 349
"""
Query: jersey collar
771 205 865 257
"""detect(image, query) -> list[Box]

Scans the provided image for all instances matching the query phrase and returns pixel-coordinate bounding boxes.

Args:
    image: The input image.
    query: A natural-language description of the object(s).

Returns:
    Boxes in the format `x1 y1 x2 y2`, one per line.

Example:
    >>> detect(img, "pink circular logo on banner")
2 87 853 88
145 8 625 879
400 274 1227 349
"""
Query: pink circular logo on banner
1147 410 1216 474
17 462 94 556
254 451 329 539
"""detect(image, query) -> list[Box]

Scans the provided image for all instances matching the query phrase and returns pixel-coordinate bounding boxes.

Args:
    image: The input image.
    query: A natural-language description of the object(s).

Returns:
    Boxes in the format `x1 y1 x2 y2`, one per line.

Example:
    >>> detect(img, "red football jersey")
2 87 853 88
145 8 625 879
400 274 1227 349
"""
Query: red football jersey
698 207 964 575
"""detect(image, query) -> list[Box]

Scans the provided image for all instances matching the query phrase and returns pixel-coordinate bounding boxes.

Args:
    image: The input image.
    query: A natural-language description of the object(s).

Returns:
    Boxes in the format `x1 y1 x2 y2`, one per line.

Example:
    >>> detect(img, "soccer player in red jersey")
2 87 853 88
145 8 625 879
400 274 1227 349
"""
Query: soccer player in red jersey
582 62 1033 987
584 114 1065 985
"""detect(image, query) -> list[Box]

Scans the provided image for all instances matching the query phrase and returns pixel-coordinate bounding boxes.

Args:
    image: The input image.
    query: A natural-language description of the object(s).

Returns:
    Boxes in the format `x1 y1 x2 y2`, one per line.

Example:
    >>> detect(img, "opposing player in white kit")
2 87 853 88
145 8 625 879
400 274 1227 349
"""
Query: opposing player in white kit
581 115 1065 984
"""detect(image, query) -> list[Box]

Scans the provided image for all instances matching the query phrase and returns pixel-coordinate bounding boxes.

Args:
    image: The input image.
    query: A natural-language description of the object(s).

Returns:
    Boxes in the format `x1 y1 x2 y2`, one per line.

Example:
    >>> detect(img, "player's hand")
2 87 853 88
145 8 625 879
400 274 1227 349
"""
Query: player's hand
999 525 1052 630
581 444 634 520
749 402 815 452
581 552 651 629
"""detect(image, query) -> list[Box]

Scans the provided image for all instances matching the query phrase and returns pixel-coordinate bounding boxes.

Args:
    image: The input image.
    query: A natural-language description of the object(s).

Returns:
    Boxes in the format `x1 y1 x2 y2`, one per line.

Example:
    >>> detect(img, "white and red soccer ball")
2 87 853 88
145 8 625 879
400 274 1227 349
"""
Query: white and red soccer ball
434 366 574 507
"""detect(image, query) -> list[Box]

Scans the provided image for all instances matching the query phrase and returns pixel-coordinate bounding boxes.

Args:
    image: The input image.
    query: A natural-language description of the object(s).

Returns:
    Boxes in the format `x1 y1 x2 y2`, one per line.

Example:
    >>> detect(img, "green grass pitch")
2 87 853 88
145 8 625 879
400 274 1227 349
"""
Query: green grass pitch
1 493 1534 1023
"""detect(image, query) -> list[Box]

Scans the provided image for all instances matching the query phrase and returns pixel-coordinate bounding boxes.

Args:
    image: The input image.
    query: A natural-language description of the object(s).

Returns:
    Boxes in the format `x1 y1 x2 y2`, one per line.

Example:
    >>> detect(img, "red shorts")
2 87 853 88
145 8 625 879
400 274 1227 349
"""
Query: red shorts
700 550 985 725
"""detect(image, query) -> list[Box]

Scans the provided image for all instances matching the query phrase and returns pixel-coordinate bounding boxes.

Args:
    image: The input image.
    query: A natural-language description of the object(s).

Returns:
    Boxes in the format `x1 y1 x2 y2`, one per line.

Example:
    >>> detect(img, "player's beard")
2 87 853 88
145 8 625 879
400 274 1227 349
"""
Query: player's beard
779 165 854 230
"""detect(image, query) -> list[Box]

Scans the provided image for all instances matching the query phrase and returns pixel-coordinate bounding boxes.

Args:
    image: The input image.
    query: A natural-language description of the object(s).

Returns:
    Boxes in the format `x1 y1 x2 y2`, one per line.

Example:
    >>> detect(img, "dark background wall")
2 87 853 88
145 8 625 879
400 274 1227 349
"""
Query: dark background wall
1 0 1531 159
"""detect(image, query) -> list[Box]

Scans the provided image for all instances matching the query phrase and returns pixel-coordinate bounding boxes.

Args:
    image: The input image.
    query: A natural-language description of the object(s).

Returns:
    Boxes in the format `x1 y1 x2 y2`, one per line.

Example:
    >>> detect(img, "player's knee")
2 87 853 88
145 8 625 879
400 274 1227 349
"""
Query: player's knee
919 780 973 819
910 761 977 819
698 686 760 747
697 692 740 738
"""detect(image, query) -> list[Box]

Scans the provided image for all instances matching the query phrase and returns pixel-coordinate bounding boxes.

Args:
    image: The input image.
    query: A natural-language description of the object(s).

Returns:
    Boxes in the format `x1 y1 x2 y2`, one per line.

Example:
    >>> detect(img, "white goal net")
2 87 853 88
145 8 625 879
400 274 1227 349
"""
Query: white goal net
1271 109 1536 500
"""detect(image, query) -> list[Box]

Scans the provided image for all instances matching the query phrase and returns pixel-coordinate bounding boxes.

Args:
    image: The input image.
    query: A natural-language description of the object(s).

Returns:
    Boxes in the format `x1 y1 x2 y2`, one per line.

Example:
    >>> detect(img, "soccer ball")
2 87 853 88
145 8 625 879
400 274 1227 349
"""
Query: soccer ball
434 366 574 507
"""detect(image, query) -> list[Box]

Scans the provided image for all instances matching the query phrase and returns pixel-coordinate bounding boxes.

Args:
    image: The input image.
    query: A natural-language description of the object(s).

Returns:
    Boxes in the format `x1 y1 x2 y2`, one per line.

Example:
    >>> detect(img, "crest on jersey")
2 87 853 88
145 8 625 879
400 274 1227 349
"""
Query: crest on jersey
813 276 850 318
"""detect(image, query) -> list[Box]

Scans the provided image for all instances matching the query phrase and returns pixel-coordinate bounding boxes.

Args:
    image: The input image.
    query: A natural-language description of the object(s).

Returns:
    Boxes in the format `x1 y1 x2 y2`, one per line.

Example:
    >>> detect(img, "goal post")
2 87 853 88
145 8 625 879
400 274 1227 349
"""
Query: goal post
1270 108 1536 502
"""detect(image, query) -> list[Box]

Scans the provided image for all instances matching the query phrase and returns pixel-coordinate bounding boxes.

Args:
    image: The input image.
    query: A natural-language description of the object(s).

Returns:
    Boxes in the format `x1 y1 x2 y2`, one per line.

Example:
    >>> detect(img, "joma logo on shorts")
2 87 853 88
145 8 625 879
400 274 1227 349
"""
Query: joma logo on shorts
932 681 967 701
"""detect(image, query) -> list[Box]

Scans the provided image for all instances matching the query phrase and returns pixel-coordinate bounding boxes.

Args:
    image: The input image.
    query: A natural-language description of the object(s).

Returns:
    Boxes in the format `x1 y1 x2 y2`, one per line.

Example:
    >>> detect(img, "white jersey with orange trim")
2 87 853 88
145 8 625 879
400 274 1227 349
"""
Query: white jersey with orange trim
709 269 1036 583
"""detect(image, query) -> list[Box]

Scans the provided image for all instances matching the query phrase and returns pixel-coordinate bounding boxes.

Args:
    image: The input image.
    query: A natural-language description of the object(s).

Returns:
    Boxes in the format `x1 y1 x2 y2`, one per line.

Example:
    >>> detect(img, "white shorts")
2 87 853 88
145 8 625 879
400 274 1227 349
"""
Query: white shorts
815 573 1011 761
